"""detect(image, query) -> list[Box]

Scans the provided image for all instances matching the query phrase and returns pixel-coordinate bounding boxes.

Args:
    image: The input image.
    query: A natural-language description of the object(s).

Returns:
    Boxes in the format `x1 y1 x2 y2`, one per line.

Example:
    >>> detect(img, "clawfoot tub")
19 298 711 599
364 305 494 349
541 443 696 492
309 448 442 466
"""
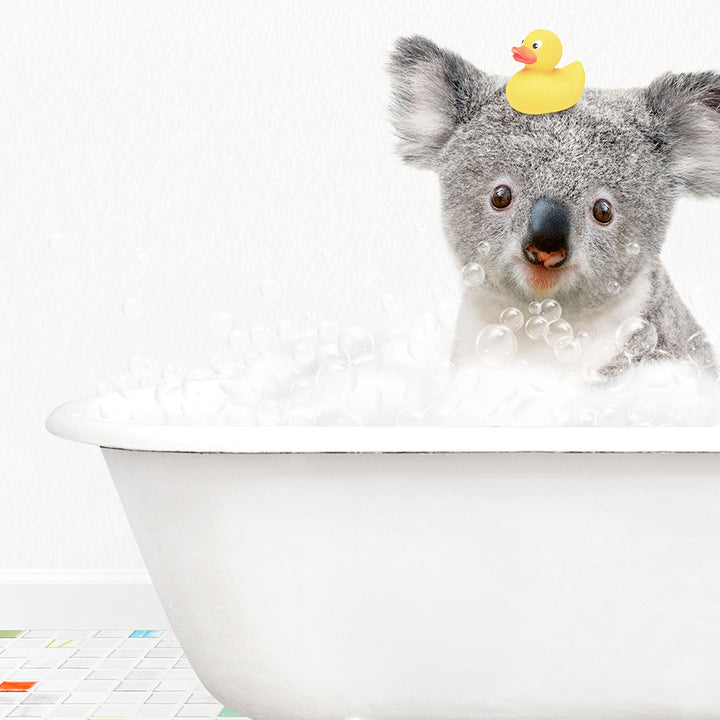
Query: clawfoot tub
47 392 720 720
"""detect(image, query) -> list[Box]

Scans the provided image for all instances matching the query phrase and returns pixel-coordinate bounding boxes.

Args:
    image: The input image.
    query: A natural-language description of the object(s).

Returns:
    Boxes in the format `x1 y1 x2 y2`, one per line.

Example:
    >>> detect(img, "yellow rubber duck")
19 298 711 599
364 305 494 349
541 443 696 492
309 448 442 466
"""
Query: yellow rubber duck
505 29 585 114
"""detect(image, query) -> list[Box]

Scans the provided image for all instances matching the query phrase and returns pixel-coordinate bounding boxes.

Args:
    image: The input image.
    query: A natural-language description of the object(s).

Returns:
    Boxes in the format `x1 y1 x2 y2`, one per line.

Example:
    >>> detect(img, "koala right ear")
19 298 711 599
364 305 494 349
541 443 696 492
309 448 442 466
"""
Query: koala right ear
387 36 492 168
645 71 720 197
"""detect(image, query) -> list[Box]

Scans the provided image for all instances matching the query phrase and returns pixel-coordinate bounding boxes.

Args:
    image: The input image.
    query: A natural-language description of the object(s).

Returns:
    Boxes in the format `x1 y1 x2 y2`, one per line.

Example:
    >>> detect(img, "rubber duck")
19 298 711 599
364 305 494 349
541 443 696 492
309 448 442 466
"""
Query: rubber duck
505 29 585 115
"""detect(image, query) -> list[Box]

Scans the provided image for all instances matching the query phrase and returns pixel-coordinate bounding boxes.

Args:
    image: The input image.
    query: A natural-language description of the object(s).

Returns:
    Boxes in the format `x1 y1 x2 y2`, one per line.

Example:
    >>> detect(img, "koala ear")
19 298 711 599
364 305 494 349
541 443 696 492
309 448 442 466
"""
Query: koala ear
388 35 492 168
645 72 720 196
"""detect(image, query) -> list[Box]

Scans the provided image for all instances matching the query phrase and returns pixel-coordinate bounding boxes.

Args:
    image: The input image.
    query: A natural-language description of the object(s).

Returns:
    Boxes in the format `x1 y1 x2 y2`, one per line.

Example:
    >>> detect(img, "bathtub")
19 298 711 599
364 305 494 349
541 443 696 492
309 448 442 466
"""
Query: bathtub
47 392 720 720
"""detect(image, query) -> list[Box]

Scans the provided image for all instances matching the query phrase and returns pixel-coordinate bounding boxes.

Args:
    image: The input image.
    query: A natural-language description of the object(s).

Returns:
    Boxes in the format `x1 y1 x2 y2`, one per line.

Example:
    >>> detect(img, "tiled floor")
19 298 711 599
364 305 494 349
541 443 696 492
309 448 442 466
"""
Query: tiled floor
0 630 245 719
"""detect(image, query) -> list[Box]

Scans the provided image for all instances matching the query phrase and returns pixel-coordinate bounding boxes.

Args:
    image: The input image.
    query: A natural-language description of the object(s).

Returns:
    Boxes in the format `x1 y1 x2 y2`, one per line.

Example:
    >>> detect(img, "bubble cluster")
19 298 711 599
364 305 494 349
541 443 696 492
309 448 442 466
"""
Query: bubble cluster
95 289 720 427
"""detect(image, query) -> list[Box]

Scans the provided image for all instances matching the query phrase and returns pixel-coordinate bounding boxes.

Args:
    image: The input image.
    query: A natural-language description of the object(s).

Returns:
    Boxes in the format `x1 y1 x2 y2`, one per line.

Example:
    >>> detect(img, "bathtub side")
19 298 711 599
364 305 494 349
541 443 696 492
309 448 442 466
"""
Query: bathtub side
102 448 720 720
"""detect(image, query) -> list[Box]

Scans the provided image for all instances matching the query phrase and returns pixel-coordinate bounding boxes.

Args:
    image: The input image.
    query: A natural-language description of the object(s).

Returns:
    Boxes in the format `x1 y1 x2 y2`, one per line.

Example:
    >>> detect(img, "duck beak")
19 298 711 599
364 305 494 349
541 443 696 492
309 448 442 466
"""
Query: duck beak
512 46 537 64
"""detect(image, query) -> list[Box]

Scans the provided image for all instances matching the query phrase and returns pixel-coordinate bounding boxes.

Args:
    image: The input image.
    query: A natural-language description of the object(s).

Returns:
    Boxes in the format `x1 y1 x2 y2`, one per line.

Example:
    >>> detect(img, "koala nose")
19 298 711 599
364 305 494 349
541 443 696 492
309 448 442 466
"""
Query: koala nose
523 197 570 268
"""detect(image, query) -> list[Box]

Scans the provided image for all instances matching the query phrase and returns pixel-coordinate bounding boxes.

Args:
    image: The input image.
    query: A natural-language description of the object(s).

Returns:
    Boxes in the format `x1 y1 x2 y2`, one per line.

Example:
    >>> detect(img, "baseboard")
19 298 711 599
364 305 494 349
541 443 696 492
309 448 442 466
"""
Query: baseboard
0 571 170 629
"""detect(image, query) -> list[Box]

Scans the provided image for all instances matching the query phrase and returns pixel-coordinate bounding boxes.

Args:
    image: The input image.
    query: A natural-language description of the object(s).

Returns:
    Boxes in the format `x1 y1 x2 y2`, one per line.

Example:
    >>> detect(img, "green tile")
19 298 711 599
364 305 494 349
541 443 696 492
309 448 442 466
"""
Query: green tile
218 709 245 718
0 630 23 638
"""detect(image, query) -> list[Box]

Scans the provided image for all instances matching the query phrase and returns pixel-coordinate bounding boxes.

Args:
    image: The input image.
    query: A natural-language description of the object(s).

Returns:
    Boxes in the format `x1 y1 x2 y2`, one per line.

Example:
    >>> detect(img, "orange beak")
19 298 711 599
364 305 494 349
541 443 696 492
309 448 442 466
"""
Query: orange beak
512 46 537 64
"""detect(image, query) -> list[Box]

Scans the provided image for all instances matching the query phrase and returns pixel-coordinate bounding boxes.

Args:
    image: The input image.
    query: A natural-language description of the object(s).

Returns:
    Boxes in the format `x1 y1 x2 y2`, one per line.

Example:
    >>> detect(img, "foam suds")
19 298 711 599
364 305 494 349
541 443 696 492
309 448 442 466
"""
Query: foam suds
95 296 720 427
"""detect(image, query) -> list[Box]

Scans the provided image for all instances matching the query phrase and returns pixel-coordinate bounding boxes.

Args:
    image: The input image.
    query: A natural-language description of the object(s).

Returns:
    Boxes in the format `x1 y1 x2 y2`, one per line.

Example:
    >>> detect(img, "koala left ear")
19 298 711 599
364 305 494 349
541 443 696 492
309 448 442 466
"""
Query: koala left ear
387 36 493 169
645 71 720 196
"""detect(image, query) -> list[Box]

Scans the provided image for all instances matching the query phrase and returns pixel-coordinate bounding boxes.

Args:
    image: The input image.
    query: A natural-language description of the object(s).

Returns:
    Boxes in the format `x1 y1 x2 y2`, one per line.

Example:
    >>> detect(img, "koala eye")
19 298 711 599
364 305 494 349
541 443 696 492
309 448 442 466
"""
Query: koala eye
592 199 613 224
532 40 542 50
491 185 512 209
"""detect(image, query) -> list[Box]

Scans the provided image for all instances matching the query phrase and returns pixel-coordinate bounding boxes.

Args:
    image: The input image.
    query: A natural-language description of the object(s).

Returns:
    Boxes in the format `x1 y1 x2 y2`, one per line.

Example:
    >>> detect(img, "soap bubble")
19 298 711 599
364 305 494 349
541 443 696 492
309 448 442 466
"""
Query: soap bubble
182 380 225 420
607 281 621 296
396 409 426 426
575 330 590 347
98 392 132 421
257 400 283 426
525 316 548 341
292 341 316 367
475 324 518 366
218 364 263 405
122 297 144 320
353 352 379 373
430 358 456 389
424 403 456 424
545 319 573 347
181 368 215 398
627 396 657 426
209 352 234 376
615 317 658 359
316 358 357 397
290 377 315 404
339 325 375 361
275 319 299 342
112 373 138 398
155 381 183 416
595 404 627 426
461 263 485 287
641 355 674 388
581 341 632 389
286 407 317 426
210 312 234 337
539 299 562 322
689 284 712 312
229 328 250 354
222 406 257 426
250 324 273 347
499 307 524 332
626 242 641 256
512 397 554 425
554 336 583 364
674 360 700 387
528 301 541 315
161 364 183 383
529 364 557 393
476 240 491 256
95 381 114 397
686 331 717 370
344 379 383 419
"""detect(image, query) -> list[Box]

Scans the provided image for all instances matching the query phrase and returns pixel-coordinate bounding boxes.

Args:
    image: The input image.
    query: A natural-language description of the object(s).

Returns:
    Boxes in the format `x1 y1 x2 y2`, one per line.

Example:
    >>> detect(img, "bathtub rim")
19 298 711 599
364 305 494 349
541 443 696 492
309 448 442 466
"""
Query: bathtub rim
46 393 720 453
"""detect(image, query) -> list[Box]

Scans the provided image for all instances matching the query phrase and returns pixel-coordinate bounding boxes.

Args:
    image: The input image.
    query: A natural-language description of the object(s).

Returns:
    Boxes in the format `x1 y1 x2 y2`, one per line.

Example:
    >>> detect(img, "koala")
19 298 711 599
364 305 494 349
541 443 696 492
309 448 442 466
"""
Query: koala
387 35 719 376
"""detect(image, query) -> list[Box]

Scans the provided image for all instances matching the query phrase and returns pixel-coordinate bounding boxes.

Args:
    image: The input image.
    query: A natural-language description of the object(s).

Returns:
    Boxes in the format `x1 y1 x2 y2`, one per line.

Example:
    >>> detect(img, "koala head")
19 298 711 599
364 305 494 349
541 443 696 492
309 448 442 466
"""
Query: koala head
388 36 720 318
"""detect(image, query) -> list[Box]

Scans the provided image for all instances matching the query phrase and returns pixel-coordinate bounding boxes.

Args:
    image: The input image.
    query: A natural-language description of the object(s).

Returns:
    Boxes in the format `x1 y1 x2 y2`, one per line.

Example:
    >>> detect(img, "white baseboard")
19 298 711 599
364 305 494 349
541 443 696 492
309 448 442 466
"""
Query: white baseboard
0 571 170 629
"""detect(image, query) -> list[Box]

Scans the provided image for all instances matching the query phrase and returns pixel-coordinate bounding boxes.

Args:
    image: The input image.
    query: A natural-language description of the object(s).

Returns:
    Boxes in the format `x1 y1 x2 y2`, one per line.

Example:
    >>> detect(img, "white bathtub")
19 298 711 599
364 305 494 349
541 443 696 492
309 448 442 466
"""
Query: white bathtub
47 393 720 720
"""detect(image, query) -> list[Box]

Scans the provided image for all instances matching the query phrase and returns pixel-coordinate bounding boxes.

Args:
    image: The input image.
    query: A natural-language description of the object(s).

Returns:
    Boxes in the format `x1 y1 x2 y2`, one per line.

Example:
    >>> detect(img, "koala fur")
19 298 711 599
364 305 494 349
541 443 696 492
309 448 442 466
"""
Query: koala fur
388 35 720 375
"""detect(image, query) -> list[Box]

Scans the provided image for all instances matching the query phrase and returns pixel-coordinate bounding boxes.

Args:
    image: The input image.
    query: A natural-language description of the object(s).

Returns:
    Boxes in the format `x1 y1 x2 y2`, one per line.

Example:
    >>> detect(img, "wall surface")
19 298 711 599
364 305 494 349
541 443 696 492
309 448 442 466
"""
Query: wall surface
4 0 720 568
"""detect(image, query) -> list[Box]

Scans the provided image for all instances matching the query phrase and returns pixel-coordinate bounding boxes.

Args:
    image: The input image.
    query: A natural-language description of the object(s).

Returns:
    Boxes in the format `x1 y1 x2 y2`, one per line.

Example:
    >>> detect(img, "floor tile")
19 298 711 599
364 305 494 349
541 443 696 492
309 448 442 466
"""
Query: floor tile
0 629 247 719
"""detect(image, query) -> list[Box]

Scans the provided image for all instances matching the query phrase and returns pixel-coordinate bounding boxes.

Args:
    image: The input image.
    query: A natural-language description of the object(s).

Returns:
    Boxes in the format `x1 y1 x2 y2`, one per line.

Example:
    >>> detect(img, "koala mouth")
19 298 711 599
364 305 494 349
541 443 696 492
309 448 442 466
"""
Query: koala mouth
520 244 570 292
523 243 567 269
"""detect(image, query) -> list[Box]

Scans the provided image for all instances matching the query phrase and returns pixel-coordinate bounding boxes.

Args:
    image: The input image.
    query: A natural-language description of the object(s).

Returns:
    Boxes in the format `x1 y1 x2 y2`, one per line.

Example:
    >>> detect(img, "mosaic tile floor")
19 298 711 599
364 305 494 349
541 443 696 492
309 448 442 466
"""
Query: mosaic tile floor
0 630 245 719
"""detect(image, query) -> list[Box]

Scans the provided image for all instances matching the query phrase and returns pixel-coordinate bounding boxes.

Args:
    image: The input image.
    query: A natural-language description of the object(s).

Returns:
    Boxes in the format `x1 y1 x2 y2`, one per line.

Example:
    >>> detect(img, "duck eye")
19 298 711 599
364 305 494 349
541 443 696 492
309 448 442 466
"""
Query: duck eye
532 40 542 50
491 185 512 209
521 38 525 44
592 199 613 224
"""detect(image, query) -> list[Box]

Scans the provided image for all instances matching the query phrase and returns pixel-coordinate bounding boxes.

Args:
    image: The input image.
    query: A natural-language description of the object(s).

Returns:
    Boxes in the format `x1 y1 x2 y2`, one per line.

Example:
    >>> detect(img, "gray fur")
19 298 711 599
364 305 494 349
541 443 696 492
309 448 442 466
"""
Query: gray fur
387 35 719 372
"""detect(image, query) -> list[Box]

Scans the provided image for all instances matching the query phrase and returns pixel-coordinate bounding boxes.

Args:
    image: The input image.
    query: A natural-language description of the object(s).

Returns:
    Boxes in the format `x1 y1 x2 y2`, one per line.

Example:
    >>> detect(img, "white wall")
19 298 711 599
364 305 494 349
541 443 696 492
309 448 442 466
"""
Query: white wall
4 0 720 568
